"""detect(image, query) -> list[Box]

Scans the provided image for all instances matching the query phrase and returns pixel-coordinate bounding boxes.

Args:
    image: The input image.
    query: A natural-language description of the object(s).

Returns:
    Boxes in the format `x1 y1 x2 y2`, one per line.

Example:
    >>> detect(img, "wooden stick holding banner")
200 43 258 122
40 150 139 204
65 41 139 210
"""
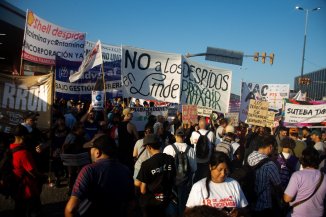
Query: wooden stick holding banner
101 63 106 107
20 10 29 76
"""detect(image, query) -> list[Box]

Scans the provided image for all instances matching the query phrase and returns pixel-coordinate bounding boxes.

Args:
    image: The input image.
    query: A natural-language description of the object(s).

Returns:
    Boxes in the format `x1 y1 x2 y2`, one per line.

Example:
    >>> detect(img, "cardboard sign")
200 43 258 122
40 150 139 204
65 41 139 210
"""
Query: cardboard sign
182 105 198 124
246 99 269 127
197 106 213 117
225 112 239 127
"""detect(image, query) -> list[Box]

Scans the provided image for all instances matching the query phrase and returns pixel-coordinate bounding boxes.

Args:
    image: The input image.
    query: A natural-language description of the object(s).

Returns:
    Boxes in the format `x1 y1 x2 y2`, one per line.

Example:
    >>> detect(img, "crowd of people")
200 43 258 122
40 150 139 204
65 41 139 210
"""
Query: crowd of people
0 97 326 217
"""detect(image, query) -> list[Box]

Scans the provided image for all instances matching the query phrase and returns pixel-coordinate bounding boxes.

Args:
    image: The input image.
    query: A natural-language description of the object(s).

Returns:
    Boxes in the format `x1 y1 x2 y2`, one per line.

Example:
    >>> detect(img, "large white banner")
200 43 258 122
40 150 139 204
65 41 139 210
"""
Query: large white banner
284 103 326 125
23 10 86 65
122 46 182 103
181 58 232 113
0 73 53 132
130 107 169 131
239 82 289 122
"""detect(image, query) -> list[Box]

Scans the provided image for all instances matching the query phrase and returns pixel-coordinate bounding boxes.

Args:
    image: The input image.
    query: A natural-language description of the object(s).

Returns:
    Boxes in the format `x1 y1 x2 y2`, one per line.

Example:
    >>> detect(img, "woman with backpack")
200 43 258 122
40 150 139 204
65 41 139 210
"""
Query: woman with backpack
186 152 248 217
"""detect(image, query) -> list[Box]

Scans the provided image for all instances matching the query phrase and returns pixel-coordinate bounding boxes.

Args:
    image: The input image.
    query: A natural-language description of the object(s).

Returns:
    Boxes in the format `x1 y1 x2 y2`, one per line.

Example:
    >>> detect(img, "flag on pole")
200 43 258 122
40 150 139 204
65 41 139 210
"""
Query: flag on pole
292 90 307 101
69 40 103 82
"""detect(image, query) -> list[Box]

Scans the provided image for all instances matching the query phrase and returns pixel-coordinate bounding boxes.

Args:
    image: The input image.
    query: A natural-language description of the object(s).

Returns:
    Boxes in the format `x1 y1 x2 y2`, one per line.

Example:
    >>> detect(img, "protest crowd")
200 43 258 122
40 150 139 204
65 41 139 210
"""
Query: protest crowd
0 5 326 217
0 97 325 217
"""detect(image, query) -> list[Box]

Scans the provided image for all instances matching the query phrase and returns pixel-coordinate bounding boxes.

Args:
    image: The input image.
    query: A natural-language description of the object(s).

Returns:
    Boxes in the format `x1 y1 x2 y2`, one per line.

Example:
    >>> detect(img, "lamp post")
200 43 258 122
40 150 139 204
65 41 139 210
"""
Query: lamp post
295 6 321 90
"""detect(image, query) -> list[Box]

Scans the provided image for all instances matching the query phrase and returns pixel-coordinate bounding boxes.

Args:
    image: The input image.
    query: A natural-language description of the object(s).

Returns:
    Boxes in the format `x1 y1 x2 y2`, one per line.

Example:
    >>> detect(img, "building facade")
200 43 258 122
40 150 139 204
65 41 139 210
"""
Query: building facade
294 68 326 100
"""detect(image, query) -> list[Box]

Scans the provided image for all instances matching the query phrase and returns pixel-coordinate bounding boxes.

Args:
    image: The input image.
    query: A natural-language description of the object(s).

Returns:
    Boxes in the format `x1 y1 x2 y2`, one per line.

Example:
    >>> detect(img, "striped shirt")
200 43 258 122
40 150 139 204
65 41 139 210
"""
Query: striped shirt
254 161 281 211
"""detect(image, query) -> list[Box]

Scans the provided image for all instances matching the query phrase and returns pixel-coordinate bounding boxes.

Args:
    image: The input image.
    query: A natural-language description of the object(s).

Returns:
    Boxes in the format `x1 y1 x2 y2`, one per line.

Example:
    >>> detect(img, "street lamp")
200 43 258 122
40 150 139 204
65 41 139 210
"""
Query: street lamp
295 6 321 89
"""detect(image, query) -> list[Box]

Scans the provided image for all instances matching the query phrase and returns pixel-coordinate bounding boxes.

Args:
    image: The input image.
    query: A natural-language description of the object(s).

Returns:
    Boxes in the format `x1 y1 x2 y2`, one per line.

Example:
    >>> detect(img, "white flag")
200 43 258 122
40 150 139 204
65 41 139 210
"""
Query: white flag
69 40 103 82
292 90 307 101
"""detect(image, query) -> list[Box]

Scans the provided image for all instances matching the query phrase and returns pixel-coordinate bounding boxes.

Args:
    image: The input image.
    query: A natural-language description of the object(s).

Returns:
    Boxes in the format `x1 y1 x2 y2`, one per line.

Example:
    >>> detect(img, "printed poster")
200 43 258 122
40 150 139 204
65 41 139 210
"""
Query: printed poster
0 73 53 132
284 100 326 128
23 10 86 65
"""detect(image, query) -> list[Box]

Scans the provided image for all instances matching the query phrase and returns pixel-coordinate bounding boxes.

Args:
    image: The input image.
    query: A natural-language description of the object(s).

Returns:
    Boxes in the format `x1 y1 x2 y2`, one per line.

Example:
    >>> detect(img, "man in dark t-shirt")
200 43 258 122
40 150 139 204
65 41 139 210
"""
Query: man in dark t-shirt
65 134 135 217
135 134 176 217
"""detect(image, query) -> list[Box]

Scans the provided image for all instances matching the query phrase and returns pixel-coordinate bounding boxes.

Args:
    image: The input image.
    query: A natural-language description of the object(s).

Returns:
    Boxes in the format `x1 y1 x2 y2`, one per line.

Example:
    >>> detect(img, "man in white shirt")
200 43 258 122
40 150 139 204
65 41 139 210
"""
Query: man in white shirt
164 129 197 175
163 128 197 216
190 118 215 183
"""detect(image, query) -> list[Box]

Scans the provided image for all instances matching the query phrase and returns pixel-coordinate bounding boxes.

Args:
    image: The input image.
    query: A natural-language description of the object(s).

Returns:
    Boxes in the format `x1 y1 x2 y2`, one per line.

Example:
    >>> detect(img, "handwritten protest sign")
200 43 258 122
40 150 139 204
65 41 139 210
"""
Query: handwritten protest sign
266 111 276 128
23 10 85 65
240 82 289 122
225 112 239 127
246 99 269 127
181 58 232 113
182 105 198 124
122 46 182 103
197 106 213 117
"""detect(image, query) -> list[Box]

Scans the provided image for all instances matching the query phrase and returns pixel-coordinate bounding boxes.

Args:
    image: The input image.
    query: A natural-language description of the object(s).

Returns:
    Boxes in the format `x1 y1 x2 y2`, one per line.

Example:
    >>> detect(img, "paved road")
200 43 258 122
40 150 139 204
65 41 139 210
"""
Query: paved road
0 179 69 217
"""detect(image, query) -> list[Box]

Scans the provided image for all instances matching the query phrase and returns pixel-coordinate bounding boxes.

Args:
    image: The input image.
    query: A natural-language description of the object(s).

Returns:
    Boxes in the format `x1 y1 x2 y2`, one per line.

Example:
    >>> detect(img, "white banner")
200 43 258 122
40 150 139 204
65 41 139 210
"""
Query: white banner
181 58 232 113
130 107 169 131
55 80 121 95
239 82 289 122
23 10 86 65
284 103 326 124
197 106 213 117
85 41 121 62
122 46 182 103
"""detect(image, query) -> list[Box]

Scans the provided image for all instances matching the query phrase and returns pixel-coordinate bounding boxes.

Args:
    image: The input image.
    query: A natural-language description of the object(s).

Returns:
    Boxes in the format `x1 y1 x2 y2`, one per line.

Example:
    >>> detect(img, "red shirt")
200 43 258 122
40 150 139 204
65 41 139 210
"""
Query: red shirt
10 143 41 198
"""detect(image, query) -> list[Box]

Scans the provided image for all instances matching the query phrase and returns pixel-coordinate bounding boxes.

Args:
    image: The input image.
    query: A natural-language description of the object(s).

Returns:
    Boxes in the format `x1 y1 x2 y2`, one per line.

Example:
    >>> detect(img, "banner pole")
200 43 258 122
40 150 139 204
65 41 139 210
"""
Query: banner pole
101 63 106 109
48 69 55 186
20 10 29 76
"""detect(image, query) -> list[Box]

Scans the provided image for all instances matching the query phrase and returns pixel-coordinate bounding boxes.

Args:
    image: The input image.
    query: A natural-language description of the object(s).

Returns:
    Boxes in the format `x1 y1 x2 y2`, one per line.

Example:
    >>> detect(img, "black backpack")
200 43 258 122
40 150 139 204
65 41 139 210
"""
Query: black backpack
229 158 270 205
0 145 25 198
195 131 210 159
171 143 191 186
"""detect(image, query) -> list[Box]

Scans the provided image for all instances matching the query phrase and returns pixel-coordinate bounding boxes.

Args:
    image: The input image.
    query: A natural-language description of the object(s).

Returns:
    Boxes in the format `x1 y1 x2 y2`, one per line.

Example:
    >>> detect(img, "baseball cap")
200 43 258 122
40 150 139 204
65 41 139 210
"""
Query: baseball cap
83 134 117 156
143 134 160 149
24 111 39 120
311 130 321 137
175 128 185 136
13 124 29 137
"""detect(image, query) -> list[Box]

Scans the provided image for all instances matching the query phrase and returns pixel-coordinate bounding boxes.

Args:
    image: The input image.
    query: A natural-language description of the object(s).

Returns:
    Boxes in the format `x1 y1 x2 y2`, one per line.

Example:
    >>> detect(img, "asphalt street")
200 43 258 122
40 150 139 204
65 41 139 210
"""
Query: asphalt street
0 179 69 217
